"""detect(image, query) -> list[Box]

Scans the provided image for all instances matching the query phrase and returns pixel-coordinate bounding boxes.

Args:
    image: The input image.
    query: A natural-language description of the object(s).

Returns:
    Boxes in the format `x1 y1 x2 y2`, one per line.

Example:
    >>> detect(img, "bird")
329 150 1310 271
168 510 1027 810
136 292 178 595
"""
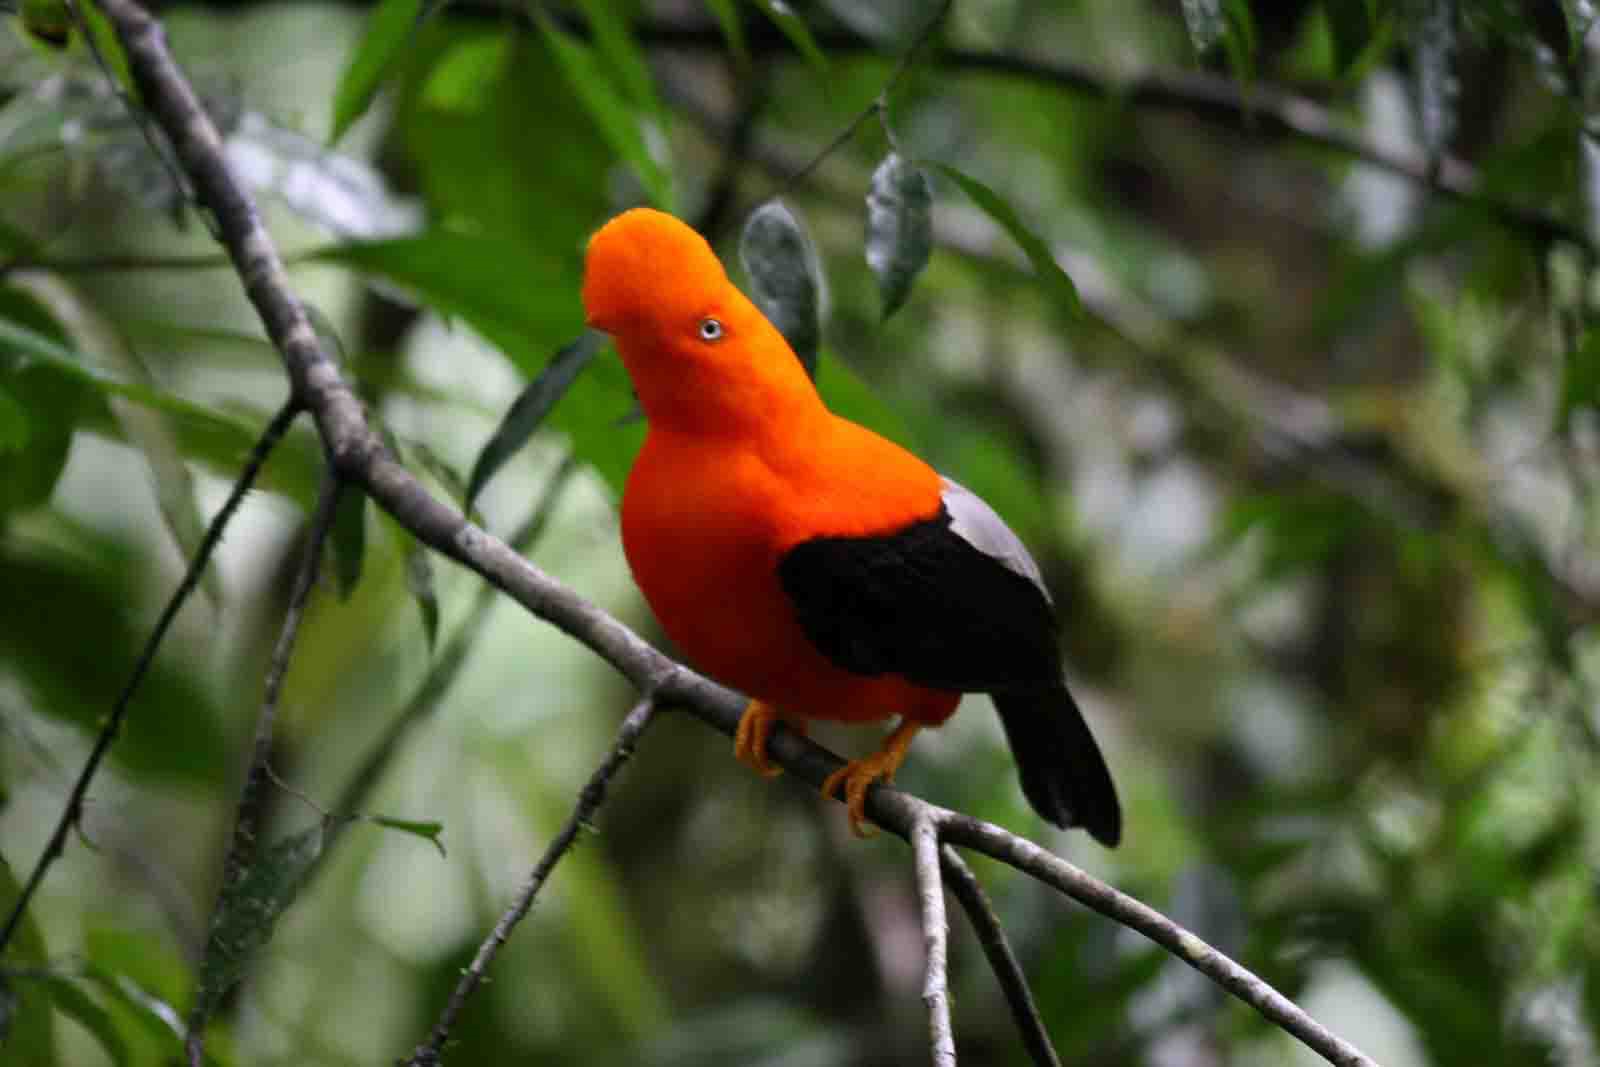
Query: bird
581 207 1121 845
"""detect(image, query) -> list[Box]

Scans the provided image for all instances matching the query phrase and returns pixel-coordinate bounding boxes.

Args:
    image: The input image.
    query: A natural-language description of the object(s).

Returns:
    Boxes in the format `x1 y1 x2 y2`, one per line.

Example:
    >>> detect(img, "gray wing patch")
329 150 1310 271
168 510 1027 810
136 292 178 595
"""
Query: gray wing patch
940 476 1052 605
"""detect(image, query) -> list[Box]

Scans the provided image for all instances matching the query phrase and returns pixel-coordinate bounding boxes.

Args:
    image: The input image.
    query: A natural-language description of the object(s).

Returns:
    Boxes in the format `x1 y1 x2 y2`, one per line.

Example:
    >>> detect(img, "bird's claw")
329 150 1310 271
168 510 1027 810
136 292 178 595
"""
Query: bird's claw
819 757 892 838
734 700 786 778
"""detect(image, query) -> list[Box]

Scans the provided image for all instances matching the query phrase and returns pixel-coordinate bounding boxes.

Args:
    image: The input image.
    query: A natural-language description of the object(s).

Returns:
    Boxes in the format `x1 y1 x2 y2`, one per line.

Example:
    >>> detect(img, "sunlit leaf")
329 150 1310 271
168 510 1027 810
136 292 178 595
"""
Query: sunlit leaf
930 163 1082 318
330 0 423 143
748 0 829 78
533 12 674 210
466 331 604 509
739 199 823 375
865 152 932 319
193 822 326 1024
421 34 511 113
330 488 366 599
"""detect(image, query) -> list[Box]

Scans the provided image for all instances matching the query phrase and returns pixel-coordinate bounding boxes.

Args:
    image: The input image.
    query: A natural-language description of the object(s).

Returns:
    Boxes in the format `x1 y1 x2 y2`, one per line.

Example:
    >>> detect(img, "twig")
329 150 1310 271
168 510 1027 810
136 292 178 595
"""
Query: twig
91 5 1380 1065
912 817 956 1067
782 0 951 190
940 846 1061 1067
0 398 299 955
184 471 343 1066
403 695 659 1067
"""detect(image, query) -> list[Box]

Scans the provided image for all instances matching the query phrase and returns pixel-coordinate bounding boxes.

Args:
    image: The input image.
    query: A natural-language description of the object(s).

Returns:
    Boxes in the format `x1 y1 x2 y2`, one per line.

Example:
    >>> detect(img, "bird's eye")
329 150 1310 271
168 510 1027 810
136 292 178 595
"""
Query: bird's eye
698 317 725 342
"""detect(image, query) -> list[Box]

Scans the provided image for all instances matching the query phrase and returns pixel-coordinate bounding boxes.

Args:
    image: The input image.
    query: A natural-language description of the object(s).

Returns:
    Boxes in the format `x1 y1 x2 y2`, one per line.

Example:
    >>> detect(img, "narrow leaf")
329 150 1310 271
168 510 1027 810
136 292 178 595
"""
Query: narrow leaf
739 199 824 376
193 822 325 1023
703 0 749 66
534 12 675 210
330 489 367 599
930 164 1082 317
39 974 130 1067
330 0 423 143
579 0 663 117
749 0 830 78
865 152 932 319
466 331 604 509
371 816 447 857
405 538 439 651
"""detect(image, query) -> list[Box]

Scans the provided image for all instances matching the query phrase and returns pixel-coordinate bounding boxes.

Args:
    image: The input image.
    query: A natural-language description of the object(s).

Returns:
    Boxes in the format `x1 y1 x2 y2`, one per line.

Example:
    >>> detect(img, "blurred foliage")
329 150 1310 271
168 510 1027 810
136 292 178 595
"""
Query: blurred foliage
0 1 1598 1065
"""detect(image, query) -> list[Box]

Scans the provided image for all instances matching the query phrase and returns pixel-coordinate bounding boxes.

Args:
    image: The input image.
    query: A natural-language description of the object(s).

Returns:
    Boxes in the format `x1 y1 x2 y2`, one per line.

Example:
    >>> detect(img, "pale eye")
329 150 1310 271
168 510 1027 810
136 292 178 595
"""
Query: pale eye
698 317 725 342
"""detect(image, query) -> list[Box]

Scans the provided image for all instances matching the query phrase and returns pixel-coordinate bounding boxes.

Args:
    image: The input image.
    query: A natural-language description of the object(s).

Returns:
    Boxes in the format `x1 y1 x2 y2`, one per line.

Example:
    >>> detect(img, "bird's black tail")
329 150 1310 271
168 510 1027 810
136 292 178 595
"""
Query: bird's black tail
993 684 1122 847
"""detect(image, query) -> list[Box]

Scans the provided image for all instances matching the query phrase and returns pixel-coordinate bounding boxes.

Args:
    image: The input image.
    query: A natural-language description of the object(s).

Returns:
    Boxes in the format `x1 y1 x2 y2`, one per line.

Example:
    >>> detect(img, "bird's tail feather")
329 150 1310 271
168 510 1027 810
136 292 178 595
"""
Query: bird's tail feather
993 684 1121 847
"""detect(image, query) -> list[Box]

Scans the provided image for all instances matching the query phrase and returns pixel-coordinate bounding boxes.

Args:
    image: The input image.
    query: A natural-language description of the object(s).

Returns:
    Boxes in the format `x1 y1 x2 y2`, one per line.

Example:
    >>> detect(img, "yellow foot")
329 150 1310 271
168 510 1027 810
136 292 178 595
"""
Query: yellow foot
733 700 805 778
820 720 922 838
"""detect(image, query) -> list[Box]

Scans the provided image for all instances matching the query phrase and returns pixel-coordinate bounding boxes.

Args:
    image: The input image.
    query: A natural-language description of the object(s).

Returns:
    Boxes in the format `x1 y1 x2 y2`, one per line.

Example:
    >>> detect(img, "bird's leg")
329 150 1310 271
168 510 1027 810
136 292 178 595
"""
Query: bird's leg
820 719 922 838
734 699 807 779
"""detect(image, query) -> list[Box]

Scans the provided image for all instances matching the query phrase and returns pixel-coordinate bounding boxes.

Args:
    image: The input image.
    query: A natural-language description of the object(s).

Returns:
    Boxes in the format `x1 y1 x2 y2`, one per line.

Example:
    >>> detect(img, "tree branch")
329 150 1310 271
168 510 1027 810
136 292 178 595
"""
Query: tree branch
185 470 343 1066
403 695 659 1067
0 397 299 955
912 816 956 1067
940 846 1061 1067
86 4 1379 1065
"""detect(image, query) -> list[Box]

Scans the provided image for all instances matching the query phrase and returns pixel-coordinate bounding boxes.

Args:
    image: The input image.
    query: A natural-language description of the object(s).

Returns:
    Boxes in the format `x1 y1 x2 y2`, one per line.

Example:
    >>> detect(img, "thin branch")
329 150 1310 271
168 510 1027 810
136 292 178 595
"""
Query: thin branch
184 471 342 1067
912 817 957 1067
940 846 1061 1067
0 398 299 955
91 5 1379 1065
403 695 659 1067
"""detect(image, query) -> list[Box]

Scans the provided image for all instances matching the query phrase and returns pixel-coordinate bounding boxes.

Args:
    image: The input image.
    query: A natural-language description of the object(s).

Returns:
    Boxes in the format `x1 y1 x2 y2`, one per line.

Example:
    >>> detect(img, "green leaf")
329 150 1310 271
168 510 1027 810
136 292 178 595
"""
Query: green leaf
739 199 824 376
0 381 28 454
814 351 914 449
193 822 326 1025
702 0 749 66
929 163 1082 318
330 0 423 143
579 0 663 118
1559 325 1600 432
0 854 55 1063
421 34 512 113
533 12 675 211
314 233 576 364
405 537 439 651
371 816 447 857
78 0 136 96
865 152 932 319
748 0 829 78
1324 0 1373 73
0 286 86 520
38 973 129 1067
330 489 367 599
19 0 73 49
466 331 604 509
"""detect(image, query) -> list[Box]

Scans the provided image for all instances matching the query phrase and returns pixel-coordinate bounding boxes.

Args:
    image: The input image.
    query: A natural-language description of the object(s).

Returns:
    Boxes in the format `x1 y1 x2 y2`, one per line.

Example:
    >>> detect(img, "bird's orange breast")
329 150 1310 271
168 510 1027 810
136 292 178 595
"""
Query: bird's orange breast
621 414 960 725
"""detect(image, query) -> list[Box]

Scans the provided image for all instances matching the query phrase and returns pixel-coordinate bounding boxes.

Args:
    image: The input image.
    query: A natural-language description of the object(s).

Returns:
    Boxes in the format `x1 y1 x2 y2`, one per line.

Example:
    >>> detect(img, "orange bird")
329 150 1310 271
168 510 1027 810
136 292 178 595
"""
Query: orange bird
582 207 1120 845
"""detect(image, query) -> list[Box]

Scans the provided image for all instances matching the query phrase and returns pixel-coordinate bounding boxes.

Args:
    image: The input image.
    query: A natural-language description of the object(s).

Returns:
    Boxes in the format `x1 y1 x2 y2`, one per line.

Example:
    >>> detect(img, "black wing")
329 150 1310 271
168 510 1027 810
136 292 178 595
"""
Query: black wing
776 497 1060 693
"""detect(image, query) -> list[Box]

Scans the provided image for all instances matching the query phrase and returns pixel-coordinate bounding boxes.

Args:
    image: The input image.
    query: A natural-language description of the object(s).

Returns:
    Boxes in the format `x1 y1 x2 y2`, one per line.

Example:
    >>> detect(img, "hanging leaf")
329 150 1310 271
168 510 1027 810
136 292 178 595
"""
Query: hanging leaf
578 0 663 118
748 0 830 78
329 0 424 143
405 538 439 652
329 489 366 599
865 152 933 319
192 822 326 1025
739 199 824 376
930 163 1082 318
533 12 675 210
466 331 605 510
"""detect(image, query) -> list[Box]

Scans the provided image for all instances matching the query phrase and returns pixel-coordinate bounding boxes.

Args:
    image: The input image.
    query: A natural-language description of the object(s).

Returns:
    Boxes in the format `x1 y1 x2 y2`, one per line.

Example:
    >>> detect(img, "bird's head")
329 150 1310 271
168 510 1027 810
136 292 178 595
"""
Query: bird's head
582 208 818 432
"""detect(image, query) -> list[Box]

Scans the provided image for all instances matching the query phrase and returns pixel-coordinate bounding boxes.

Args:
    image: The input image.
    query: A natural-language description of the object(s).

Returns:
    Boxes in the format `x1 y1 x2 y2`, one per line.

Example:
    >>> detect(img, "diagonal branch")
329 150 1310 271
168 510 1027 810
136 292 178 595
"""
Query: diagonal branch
0 398 300 954
87 4 1378 1066
403 695 659 1067
941 846 1061 1067
185 470 343 1066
